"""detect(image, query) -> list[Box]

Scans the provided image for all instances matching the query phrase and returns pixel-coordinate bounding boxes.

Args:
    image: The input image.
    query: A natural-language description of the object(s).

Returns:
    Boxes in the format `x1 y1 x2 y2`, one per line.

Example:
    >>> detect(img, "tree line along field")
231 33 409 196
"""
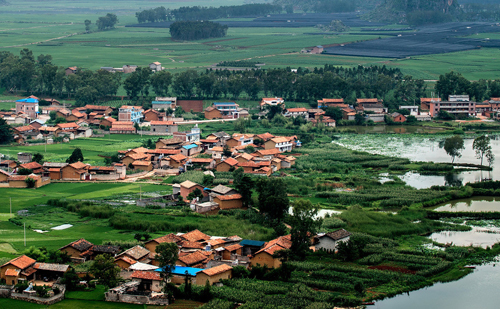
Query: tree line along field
1 5 500 80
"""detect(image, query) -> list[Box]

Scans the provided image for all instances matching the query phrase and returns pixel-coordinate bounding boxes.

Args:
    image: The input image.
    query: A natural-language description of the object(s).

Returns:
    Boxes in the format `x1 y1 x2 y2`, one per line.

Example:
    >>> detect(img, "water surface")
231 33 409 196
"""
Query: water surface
433 196 500 212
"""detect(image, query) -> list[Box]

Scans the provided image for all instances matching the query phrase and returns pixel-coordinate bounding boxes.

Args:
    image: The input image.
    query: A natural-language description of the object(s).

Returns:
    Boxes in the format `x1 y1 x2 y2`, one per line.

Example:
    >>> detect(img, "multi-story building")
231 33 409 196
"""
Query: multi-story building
15 97 39 119
260 97 284 109
429 95 476 117
118 105 143 123
152 97 177 111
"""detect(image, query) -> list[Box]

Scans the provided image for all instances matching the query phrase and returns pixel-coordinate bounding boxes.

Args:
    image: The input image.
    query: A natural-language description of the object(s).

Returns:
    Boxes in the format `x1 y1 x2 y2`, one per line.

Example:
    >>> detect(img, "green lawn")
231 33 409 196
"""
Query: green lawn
0 134 169 164
66 285 106 301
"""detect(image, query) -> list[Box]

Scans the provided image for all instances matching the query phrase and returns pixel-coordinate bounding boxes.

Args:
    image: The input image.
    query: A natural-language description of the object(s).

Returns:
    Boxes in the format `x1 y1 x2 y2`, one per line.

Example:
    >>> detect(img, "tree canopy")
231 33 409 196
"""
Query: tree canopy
443 135 465 163
0 118 13 144
96 13 118 31
90 254 121 287
473 135 493 166
66 148 84 163
170 21 228 41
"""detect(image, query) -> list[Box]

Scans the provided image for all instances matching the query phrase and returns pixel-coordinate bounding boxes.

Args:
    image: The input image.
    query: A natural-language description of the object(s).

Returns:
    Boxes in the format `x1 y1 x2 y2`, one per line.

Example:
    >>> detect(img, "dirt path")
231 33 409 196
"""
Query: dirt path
0 31 82 48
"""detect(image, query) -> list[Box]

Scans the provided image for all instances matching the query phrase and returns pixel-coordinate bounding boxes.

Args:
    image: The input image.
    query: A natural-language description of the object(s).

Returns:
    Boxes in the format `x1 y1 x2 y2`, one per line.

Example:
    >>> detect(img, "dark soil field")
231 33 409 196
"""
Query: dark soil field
323 22 500 58
126 13 387 28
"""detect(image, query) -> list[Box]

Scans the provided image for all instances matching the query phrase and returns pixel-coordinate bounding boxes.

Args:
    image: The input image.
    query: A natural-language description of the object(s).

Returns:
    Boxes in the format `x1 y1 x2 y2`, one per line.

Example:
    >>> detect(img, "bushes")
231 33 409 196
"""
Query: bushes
172 170 205 184
420 163 454 172
48 199 115 219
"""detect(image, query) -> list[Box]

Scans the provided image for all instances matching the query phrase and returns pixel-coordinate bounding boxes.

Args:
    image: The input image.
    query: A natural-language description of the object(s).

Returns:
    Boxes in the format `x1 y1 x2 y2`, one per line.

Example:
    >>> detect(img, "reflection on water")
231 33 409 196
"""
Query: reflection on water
374 263 500 309
429 228 500 248
337 135 500 181
288 208 340 218
433 196 500 212
392 171 492 189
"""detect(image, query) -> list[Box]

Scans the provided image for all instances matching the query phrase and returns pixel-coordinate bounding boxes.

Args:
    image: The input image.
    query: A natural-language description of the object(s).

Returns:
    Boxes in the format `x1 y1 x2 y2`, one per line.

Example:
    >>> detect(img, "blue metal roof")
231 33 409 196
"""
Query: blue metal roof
182 144 198 150
152 101 174 104
214 102 237 106
155 266 203 276
240 239 265 247
16 98 38 103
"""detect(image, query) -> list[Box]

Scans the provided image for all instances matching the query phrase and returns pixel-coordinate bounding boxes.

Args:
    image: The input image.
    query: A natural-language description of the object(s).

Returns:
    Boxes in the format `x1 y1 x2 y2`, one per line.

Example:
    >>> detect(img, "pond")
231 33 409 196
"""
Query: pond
337 134 500 181
348 125 447 134
432 196 500 212
288 208 340 218
374 262 500 309
394 170 494 189
428 227 500 248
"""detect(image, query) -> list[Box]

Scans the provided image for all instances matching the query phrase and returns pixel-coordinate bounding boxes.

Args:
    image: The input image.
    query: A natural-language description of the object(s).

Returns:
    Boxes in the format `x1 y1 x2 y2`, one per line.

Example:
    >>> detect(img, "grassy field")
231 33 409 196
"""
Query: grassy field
0 134 169 164
0 1 499 79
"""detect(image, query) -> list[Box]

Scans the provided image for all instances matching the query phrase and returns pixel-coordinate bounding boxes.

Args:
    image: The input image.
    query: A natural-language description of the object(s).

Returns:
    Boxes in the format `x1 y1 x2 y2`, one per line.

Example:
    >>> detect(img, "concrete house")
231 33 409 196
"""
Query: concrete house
149 62 162 72
131 270 163 292
285 108 308 119
195 264 232 286
315 229 351 252
264 137 293 152
152 97 176 110
260 97 284 109
119 106 143 123
151 121 178 134
16 97 39 119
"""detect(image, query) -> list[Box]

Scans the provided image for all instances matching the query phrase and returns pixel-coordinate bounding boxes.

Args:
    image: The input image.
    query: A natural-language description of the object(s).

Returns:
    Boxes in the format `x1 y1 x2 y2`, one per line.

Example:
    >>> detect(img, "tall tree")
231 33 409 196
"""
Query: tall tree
256 178 289 222
473 135 492 166
150 70 173 96
234 170 254 208
90 254 121 287
66 148 84 163
0 118 13 144
84 19 92 31
156 242 179 297
289 199 322 260
443 135 465 163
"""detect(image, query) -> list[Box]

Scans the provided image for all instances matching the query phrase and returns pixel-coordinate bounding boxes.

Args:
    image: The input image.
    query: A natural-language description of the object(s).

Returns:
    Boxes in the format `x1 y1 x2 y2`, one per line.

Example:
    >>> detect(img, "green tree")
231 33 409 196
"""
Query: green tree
256 178 289 222
61 268 80 291
17 168 33 175
435 71 471 100
96 13 118 30
289 199 322 260
150 70 173 96
33 153 44 164
354 113 365 125
0 118 13 144
473 135 492 166
156 242 179 294
84 19 92 31
324 107 343 122
90 254 121 287
66 147 84 163
234 173 254 208
443 135 465 163
187 188 204 201
405 115 417 124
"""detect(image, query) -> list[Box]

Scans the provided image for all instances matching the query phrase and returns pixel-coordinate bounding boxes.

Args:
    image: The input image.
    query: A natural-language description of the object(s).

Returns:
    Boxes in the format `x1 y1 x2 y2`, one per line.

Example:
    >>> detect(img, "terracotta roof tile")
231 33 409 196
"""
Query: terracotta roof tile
1 255 36 269
181 229 211 243
321 229 351 241
150 233 182 245
200 264 232 276
115 255 137 266
206 239 226 246
5 269 20 276
131 270 161 280
170 154 187 162
180 241 205 250
151 121 175 125
118 245 150 260
220 157 238 166
225 244 242 252
178 251 209 266
60 238 93 252
20 162 43 170
215 194 242 201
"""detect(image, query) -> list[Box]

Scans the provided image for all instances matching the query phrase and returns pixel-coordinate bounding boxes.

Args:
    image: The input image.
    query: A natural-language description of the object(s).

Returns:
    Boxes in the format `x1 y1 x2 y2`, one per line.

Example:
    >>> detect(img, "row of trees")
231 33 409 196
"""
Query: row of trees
435 71 500 102
135 6 168 23
442 134 495 166
135 4 282 23
169 21 228 41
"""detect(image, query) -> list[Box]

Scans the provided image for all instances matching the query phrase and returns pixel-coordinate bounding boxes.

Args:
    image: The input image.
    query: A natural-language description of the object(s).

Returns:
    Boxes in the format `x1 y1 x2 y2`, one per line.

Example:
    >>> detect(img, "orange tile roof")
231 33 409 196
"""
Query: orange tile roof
178 251 208 266
130 147 149 153
420 98 441 103
112 121 134 126
20 162 43 170
147 149 181 155
206 238 226 246
85 105 112 111
255 149 281 156
189 158 213 163
150 233 182 245
211 146 223 152
215 194 242 201
132 160 152 166
1 255 36 269
287 108 308 112
179 240 205 249
220 157 238 166
255 235 292 256
5 269 20 276
69 162 88 170
357 98 379 103
125 153 149 160
15 125 36 132
170 154 187 162
115 255 137 266
181 229 211 242
318 98 344 103
131 270 161 280
225 244 242 252
57 122 79 128
9 175 41 181
151 121 175 125
200 264 232 276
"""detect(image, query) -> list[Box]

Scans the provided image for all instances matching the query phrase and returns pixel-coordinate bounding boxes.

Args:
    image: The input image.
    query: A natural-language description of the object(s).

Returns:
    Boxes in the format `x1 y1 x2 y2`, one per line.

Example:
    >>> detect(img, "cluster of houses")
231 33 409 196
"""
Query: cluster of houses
0 228 350 305
66 61 164 75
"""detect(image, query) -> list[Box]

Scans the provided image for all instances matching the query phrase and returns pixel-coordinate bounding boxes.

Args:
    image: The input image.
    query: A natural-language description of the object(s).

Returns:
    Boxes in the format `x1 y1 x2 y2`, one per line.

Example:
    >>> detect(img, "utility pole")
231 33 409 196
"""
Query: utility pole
24 222 26 247
10 197 12 217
